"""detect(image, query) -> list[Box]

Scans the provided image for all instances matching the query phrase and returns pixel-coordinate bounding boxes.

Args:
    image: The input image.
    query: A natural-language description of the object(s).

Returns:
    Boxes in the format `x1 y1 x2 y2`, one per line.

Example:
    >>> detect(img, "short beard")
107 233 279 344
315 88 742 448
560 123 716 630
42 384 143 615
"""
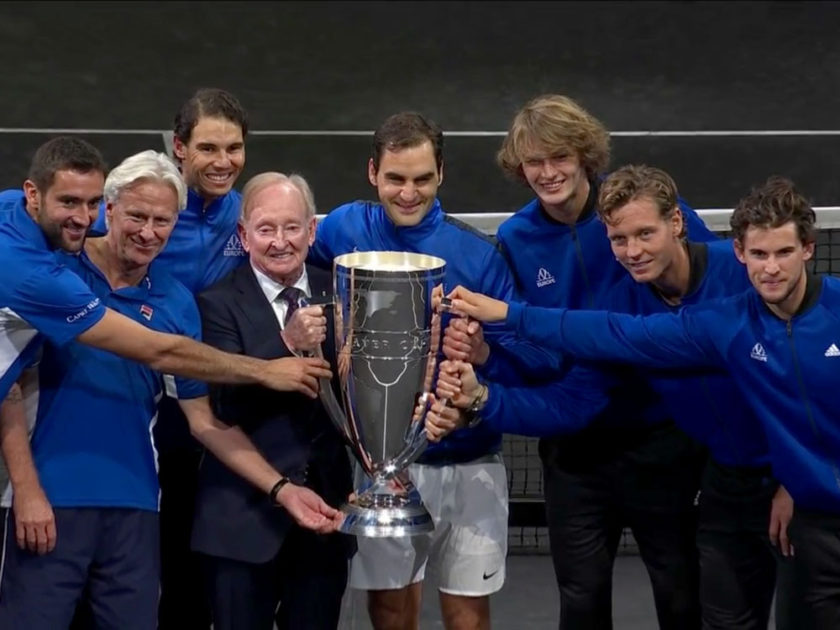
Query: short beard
38 208 84 253
763 269 806 306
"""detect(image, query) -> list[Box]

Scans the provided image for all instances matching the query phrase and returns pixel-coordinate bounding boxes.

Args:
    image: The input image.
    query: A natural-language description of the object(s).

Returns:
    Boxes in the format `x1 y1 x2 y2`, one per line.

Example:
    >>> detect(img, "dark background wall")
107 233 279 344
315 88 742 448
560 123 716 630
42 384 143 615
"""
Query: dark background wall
0 0 838 213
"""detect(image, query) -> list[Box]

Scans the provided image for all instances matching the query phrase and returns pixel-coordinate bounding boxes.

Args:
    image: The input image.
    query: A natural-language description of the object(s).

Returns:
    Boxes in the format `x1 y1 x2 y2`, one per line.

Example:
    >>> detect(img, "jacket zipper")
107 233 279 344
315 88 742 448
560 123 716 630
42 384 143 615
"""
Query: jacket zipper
786 320 840 490
570 225 594 308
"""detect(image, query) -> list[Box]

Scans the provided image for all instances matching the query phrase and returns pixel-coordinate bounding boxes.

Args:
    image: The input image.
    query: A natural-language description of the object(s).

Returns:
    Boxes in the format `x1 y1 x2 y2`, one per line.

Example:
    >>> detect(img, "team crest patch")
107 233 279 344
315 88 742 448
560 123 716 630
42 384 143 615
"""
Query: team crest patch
224 234 245 257
749 343 767 362
536 267 556 288
140 304 154 321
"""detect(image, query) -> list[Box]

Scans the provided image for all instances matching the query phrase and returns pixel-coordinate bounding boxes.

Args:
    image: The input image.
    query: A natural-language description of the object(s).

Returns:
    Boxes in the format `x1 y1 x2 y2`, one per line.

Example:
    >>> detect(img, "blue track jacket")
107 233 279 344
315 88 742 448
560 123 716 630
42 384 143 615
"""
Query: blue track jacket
599 240 769 468
495 180 718 435
505 273 840 512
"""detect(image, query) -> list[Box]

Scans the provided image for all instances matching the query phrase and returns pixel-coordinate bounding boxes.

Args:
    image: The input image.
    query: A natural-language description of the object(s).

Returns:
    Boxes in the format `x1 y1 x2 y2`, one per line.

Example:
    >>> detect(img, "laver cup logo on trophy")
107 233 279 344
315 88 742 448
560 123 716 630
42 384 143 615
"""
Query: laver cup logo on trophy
319 251 447 537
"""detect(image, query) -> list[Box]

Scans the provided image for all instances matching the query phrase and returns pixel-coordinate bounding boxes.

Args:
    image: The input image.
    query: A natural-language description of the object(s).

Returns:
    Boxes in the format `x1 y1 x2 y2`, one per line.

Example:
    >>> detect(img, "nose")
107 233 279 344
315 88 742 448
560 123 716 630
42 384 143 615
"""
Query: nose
399 182 416 199
626 238 643 259
138 221 156 241
271 227 289 247
540 160 558 179
765 258 781 275
69 206 92 228
214 151 232 168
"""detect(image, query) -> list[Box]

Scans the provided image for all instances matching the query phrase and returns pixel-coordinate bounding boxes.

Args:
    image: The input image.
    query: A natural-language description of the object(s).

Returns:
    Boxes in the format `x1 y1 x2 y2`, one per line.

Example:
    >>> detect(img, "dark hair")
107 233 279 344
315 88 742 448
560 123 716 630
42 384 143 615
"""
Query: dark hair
371 112 443 172
730 176 816 244
598 165 685 238
27 136 107 192
173 88 249 144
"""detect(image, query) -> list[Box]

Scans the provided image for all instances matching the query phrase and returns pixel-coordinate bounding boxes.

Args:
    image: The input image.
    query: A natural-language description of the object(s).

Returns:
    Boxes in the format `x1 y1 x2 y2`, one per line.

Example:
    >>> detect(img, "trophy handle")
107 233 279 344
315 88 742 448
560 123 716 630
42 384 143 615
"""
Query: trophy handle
298 294 357 449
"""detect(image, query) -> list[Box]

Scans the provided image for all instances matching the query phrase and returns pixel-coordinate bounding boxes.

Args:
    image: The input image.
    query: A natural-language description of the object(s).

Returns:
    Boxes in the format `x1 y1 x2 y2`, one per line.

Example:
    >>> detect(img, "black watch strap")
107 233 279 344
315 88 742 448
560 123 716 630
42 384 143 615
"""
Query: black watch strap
269 477 291 503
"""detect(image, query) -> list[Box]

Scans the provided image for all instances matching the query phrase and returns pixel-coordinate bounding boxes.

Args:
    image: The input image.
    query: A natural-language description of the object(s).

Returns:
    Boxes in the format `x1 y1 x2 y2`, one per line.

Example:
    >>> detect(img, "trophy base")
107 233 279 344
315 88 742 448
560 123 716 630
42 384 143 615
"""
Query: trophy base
339 476 434 537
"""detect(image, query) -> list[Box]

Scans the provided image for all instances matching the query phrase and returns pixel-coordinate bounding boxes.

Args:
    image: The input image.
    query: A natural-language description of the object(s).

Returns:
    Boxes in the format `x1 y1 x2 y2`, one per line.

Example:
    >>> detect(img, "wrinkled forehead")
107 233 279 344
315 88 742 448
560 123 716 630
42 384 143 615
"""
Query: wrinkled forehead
243 182 309 223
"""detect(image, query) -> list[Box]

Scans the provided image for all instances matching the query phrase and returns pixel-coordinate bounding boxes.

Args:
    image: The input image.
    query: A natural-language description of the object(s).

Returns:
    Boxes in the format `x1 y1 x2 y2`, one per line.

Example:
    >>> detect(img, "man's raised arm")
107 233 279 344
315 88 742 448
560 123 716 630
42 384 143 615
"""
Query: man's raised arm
77 309 331 398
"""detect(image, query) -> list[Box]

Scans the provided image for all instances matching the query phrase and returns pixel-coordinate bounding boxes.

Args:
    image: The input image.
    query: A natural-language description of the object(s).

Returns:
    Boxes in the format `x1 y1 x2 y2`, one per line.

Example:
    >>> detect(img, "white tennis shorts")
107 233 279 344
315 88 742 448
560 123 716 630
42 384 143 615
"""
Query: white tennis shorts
349 453 508 596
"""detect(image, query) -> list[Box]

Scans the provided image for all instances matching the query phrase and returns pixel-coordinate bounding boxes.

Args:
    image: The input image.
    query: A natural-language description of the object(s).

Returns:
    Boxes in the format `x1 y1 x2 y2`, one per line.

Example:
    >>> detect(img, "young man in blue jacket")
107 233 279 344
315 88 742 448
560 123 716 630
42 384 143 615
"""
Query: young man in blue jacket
487 94 716 630
441 165 797 629
451 176 840 630
308 111 559 630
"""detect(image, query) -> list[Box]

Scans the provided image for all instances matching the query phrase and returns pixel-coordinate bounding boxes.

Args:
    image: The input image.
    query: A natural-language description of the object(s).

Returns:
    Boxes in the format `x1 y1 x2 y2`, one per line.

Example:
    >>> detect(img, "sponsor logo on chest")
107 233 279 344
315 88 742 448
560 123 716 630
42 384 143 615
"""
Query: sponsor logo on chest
536 267 556 288
750 343 767 362
223 234 246 257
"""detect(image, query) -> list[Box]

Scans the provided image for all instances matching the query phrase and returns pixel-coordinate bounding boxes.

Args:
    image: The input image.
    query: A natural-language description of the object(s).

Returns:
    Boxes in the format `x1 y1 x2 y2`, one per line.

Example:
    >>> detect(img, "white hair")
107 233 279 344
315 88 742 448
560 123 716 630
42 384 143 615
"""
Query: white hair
104 150 187 211
239 171 316 223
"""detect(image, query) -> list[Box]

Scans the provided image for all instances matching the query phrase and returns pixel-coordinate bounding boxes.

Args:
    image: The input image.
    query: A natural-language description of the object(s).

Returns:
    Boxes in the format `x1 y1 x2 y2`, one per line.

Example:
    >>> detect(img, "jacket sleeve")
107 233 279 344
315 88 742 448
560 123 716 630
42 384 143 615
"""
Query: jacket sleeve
505 301 726 370
479 362 611 437
679 197 718 243
196 290 262 428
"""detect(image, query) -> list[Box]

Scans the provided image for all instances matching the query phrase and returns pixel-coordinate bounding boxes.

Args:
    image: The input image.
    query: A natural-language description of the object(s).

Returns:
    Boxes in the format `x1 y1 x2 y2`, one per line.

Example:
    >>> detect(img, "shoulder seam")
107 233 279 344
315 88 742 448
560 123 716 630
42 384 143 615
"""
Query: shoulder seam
442 214 499 249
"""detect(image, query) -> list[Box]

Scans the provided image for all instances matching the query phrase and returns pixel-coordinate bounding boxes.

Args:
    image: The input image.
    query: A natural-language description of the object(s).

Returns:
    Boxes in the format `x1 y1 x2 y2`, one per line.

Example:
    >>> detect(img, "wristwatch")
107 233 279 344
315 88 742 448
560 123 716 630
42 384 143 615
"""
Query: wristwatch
462 383 488 428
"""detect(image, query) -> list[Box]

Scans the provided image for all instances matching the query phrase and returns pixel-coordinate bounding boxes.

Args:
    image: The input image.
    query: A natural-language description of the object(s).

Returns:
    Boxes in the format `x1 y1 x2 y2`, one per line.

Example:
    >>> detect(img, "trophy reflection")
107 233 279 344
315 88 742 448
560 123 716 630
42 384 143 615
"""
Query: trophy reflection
319 251 446 537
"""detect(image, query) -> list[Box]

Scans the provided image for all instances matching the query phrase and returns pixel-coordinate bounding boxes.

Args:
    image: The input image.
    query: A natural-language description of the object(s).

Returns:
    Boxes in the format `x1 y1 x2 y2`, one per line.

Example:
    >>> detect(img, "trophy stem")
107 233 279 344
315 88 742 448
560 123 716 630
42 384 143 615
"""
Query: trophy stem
339 470 433 537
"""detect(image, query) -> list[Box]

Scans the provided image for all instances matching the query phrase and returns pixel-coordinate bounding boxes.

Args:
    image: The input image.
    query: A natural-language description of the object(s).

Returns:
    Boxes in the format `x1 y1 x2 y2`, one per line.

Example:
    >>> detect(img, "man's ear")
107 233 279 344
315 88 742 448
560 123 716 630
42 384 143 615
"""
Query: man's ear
103 200 116 231
367 158 377 187
803 239 815 262
22 179 39 213
670 206 684 238
172 136 187 162
437 161 445 188
237 221 249 253
733 238 746 264
307 216 317 246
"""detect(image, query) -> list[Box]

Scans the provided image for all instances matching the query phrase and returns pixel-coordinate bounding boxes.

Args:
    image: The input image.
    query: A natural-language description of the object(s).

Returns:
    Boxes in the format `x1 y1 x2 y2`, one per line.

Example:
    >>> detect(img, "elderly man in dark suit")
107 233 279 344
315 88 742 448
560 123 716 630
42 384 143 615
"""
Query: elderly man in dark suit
192 172 354 630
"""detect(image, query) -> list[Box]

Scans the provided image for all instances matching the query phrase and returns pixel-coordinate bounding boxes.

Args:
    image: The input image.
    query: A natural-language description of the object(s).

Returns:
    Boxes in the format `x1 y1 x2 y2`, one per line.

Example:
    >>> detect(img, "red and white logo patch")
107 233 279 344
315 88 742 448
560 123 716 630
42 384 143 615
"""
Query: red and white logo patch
140 304 154 321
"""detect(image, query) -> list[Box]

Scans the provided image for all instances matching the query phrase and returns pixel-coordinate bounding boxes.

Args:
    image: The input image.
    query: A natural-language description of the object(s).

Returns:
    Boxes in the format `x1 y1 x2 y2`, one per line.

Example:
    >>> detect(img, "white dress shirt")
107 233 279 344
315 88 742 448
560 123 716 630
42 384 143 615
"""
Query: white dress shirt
250 263 310 330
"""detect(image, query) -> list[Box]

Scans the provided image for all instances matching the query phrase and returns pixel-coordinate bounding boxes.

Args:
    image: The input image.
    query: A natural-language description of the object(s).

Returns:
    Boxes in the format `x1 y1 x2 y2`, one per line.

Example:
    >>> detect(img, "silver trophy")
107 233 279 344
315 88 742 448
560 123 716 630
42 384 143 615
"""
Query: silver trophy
317 251 446 537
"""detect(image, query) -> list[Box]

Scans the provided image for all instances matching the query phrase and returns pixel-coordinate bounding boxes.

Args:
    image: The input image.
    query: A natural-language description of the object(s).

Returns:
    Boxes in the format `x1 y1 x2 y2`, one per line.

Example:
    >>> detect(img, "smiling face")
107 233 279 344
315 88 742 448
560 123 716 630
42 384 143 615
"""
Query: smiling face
735 221 814 317
104 179 179 270
605 196 685 284
239 181 315 285
23 169 105 253
519 142 589 221
173 115 245 203
368 141 443 228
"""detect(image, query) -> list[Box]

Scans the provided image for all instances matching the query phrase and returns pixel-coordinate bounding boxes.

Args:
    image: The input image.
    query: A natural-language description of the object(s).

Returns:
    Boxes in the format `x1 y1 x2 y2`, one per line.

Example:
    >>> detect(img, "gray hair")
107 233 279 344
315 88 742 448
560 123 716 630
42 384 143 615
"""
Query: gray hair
239 172 316 223
104 150 187 211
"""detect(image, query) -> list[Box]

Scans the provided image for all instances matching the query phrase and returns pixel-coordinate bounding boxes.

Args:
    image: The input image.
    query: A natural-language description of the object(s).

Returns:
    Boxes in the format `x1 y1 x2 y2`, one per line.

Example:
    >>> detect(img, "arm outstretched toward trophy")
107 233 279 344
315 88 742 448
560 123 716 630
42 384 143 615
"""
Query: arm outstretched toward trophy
443 286 510 323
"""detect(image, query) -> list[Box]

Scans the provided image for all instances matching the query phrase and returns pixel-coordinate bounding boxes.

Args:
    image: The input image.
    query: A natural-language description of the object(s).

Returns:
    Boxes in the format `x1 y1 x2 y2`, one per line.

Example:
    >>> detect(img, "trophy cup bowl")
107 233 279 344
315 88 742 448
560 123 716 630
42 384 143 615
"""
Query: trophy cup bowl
318 251 446 537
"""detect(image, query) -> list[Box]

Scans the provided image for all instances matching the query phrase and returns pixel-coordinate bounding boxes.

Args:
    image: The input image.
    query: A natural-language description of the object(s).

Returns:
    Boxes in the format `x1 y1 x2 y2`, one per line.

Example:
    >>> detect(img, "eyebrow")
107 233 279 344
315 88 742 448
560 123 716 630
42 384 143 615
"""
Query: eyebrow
383 170 436 180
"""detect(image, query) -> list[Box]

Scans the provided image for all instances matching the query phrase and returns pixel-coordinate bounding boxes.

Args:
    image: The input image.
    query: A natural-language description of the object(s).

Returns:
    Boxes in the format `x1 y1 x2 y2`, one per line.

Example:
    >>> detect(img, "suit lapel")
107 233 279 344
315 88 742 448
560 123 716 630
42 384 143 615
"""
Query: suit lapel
306 264 332 301
233 265 286 358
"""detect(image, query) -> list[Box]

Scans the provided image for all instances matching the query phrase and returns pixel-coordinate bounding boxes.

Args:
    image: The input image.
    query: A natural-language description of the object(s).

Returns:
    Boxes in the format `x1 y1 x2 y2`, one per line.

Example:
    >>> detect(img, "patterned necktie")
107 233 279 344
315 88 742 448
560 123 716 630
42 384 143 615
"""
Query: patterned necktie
278 286 306 325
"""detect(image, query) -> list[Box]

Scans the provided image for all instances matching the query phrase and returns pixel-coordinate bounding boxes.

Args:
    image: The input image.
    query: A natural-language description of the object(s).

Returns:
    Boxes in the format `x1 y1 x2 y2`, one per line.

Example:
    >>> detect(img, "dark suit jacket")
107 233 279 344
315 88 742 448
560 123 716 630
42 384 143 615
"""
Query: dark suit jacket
190 263 354 564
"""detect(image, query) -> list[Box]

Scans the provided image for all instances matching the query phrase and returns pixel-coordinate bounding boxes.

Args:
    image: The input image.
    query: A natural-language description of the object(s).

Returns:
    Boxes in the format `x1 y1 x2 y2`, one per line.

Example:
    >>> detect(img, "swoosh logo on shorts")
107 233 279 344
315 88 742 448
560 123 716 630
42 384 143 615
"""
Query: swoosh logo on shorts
482 569 500 580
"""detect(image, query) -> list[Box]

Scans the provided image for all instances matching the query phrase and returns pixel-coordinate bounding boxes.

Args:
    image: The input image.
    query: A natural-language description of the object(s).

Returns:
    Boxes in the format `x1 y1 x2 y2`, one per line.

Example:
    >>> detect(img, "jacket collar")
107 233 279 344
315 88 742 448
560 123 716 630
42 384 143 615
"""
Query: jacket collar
757 270 823 320
536 178 599 227
645 241 708 304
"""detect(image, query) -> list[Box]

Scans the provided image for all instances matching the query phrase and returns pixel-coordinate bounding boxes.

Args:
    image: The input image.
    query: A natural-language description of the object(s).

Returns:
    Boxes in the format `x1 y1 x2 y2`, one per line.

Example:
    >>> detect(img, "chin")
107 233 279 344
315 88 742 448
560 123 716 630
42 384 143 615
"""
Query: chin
61 240 85 253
